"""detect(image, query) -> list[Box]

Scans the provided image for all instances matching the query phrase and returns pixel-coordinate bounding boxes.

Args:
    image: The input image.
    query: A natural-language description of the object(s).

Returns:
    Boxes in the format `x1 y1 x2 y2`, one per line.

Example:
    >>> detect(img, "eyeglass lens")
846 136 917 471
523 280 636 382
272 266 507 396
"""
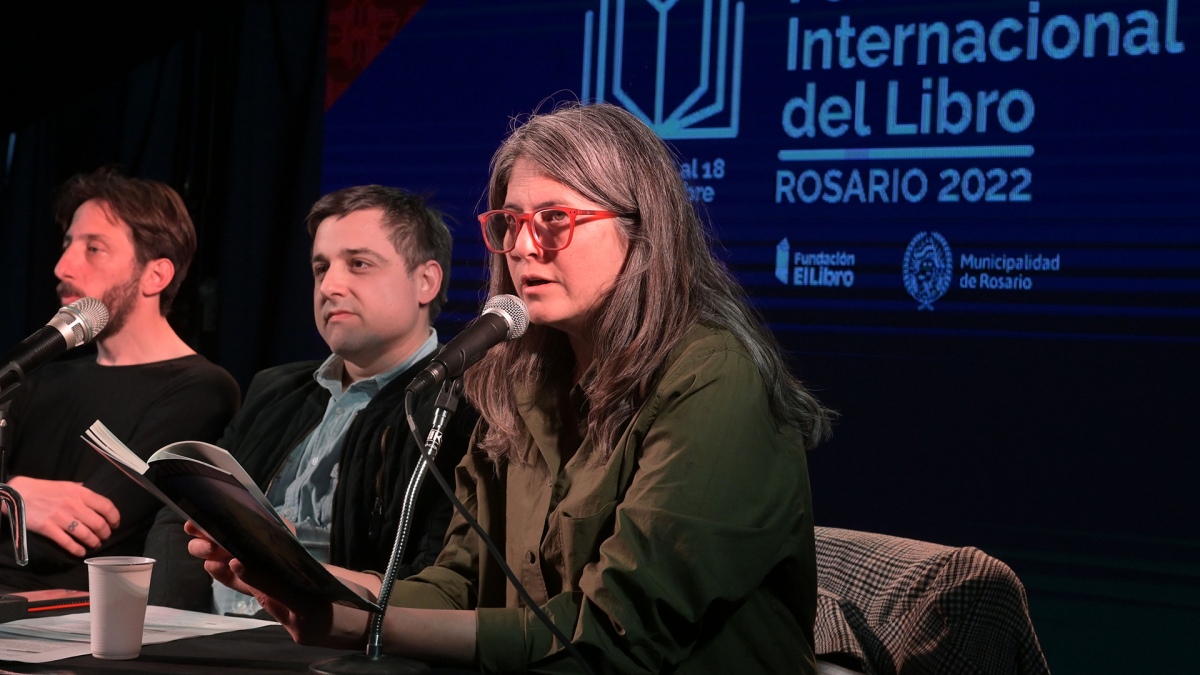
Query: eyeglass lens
484 209 573 251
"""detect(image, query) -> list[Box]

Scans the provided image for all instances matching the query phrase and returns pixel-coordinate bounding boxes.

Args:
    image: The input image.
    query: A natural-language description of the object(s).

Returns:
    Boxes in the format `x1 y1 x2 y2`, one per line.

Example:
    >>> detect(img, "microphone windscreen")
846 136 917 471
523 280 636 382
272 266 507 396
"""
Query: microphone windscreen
57 298 110 347
483 294 529 340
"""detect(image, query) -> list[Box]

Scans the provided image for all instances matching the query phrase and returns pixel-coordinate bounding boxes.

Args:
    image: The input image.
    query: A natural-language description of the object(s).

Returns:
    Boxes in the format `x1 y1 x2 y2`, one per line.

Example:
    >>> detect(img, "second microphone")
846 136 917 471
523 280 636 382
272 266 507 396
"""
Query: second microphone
406 294 529 395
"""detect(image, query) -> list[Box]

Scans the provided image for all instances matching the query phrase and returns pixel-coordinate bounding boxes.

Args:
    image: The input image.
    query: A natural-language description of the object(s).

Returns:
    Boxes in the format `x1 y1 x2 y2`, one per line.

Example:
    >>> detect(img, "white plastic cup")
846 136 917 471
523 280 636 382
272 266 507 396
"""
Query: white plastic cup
84 556 155 660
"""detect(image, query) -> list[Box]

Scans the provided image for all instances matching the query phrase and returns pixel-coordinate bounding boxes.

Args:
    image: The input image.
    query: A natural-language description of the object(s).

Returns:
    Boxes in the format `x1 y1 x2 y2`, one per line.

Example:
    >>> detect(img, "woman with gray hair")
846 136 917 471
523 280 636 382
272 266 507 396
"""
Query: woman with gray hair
190 102 831 673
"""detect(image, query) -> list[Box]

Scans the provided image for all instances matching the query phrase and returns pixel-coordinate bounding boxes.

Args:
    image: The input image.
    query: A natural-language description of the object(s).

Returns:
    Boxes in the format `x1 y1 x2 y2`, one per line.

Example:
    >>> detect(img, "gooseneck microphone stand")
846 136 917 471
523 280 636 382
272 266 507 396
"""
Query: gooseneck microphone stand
309 378 465 675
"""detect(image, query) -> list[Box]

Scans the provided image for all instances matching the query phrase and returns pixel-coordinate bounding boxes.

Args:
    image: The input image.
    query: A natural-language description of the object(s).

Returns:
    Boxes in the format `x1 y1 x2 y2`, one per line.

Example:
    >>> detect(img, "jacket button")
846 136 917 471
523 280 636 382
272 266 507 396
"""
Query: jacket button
524 550 536 565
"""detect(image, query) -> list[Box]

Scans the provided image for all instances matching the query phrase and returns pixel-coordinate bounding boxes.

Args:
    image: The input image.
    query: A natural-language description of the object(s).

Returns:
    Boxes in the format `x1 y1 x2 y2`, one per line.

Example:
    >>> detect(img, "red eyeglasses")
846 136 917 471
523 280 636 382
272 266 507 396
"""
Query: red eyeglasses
477 207 624 253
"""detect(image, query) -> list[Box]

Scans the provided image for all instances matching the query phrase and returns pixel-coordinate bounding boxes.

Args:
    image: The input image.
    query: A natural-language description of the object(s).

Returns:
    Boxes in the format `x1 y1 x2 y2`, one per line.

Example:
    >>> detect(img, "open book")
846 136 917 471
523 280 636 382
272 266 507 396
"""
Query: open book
83 421 379 613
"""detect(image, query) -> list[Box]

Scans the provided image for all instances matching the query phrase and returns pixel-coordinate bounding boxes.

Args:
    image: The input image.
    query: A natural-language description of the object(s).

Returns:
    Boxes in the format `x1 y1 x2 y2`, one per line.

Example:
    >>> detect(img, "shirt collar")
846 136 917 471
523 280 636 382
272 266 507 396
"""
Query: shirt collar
314 328 440 399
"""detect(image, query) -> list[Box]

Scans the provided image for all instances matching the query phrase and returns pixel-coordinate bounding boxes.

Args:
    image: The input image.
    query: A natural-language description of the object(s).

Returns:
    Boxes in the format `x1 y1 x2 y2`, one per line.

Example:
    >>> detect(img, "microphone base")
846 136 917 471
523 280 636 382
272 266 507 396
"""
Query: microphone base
309 653 430 674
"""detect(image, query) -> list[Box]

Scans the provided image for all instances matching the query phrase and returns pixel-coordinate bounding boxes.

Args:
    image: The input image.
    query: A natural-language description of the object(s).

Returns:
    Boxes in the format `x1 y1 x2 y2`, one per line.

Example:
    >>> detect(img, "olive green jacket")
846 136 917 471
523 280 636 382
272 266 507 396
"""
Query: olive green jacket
391 325 817 674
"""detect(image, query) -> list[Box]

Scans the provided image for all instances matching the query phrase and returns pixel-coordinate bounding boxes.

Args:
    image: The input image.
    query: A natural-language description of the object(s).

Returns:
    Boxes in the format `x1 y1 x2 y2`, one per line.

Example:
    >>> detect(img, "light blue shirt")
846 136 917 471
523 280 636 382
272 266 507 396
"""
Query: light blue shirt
213 329 438 616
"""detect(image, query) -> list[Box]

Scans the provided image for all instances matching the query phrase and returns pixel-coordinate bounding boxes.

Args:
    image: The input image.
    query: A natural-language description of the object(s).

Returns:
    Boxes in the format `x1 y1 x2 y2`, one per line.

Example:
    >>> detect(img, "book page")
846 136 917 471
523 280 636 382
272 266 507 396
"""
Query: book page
146 461 377 611
83 421 149 474
150 441 282 528
82 420 378 613
83 423 189 523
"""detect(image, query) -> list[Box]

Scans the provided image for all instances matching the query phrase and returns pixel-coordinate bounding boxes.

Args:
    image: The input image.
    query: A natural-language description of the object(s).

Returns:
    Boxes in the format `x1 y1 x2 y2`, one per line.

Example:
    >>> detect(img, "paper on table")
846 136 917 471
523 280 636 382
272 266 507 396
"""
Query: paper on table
0 605 275 663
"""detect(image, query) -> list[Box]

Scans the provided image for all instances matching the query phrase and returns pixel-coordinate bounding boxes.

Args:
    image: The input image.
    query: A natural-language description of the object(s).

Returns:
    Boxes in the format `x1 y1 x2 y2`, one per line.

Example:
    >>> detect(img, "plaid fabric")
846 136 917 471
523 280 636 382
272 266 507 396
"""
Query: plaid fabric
813 527 1051 675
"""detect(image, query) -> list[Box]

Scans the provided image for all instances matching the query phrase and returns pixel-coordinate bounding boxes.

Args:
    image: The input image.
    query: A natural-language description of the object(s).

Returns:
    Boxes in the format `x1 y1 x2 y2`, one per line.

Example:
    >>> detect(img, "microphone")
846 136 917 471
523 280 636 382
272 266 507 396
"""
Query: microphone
406 294 528 395
0 298 110 400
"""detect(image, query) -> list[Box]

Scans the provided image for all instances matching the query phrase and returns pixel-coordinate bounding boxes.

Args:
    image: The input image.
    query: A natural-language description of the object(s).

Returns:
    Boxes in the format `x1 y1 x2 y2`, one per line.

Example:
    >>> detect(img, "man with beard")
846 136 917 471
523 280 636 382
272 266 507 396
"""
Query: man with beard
0 168 240 592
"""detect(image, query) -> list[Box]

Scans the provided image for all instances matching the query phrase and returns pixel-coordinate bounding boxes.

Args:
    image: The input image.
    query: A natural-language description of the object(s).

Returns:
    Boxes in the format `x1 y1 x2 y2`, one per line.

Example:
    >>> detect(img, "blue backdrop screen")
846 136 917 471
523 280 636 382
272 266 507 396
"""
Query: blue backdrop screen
323 2 1198 668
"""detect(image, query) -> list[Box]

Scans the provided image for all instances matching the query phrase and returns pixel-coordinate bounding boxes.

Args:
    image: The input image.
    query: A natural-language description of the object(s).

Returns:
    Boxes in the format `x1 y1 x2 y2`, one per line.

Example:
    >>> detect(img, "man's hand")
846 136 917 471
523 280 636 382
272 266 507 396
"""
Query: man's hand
183 520 254 596
5 476 120 557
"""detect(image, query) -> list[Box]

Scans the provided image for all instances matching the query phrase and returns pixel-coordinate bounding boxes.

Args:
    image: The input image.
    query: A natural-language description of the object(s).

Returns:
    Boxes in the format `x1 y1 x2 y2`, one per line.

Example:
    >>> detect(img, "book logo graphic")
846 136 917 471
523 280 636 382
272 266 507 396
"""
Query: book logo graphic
581 0 744 139
903 232 953 310
776 238 791 285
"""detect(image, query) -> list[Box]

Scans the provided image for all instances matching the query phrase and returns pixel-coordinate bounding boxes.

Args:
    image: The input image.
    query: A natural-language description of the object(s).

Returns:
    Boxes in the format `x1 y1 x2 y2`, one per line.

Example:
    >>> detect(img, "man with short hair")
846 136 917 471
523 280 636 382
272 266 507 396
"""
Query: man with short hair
148 185 477 613
0 168 240 591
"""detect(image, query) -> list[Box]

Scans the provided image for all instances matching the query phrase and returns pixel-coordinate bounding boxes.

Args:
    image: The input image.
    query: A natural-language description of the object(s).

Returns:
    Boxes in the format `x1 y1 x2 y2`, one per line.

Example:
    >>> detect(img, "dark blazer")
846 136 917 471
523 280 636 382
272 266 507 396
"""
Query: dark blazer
147 353 478 611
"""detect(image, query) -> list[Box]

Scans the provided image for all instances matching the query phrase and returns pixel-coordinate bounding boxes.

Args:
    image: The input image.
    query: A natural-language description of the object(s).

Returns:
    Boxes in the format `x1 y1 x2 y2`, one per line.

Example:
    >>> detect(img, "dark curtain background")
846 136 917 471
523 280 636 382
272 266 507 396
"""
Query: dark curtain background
1 1 329 389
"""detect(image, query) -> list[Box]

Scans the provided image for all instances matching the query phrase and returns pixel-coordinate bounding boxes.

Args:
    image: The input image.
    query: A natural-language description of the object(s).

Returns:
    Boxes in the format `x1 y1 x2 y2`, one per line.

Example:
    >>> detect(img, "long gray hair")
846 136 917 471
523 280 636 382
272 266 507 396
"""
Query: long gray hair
464 103 831 461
